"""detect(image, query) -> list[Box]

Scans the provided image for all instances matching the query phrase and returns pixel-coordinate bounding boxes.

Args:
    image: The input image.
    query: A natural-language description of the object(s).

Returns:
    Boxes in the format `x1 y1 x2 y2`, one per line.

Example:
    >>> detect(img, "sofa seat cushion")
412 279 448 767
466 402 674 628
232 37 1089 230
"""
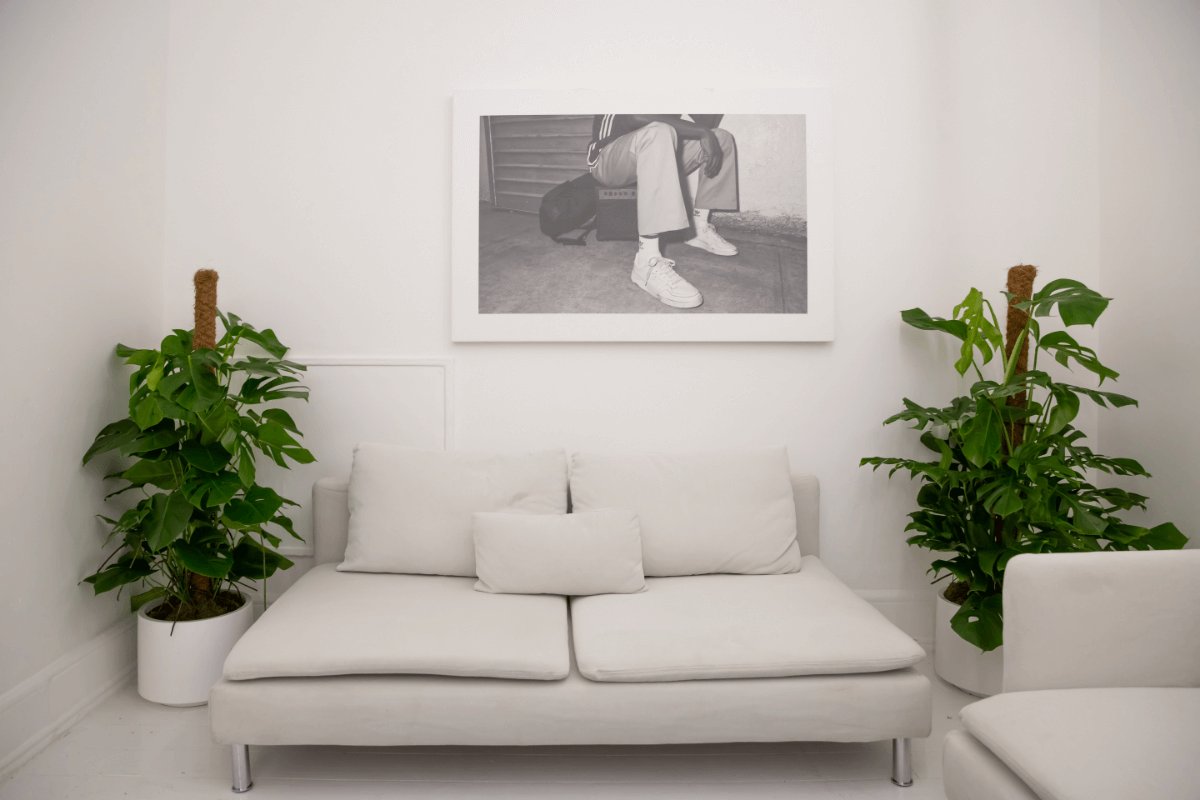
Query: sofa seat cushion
960 688 1200 800
570 556 925 682
223 564 569 681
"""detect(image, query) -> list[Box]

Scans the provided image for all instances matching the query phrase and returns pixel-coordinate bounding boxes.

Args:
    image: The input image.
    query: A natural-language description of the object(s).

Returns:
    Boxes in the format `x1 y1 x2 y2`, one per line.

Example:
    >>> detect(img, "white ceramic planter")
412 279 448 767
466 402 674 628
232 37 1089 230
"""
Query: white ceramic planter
934 593 1004 697
137 598 254 706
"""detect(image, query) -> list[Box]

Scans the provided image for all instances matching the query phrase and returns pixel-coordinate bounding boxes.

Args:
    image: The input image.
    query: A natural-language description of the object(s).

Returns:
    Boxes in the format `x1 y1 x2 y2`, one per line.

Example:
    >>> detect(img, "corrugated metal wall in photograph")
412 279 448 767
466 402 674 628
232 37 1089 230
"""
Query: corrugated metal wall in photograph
488 115 592 213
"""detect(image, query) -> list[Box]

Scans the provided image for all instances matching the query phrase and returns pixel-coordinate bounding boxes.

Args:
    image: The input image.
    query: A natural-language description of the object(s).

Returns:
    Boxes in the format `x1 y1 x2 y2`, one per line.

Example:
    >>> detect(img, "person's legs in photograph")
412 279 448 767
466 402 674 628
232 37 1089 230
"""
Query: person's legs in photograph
679 128 738 256
591 122 703 309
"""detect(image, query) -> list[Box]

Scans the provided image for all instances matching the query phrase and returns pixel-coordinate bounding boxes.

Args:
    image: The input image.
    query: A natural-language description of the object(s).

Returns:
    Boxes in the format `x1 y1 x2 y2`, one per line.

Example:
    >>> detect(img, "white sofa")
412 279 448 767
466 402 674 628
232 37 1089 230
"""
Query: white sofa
943 550 1200 800
210 455 931 793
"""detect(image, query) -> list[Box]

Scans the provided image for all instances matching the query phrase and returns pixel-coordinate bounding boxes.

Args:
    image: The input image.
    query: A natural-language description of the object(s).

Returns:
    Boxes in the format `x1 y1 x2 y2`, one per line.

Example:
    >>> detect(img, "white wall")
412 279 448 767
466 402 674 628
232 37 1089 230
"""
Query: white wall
2 0 1192 753
162 0 1110 622
1098 0 1200 545
927 0 1102 461
0 0 167 698
720 114 807 218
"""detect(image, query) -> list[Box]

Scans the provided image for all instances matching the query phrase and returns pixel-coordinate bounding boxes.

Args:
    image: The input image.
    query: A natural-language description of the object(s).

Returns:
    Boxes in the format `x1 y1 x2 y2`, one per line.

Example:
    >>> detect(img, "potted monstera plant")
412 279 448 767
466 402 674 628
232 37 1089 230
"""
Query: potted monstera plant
862 267 1186 696
82 273 313 705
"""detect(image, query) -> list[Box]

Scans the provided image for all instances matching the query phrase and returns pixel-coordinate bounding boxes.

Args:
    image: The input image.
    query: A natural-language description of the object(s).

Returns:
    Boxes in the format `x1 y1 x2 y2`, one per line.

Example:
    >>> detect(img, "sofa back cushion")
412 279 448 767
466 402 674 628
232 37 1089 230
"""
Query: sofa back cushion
311 470 820 567
339 443 569 576
569 448 801 577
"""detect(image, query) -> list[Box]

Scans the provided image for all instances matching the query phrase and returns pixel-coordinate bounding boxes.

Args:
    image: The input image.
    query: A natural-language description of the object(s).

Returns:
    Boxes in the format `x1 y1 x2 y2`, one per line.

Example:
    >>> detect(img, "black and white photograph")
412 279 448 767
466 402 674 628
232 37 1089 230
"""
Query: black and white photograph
452 89 834 342
479 113 807 315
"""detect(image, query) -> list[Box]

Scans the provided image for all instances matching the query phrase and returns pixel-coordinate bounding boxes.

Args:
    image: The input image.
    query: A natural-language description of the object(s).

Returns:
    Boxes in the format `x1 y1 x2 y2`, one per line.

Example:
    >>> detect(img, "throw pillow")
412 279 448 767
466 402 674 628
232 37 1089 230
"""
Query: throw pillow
473 509 647 596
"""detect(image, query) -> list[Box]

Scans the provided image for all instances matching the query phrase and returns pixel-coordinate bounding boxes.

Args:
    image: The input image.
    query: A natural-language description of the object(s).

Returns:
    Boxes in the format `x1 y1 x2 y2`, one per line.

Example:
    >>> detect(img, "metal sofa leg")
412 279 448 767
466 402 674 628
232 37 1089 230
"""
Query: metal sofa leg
891 737 913 786
231 744 253 793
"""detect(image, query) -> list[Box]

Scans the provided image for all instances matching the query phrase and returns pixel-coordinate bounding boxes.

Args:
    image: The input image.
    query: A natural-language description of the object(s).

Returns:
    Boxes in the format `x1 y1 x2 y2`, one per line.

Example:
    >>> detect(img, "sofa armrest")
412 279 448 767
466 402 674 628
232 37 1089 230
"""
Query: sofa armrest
1003 550 1200 692
313 476 350 566
791 470 820 558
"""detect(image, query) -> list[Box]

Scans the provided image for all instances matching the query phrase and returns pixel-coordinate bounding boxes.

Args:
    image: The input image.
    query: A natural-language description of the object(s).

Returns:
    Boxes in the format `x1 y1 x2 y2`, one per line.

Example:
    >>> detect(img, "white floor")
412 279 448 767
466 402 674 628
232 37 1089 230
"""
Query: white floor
0 657 974 799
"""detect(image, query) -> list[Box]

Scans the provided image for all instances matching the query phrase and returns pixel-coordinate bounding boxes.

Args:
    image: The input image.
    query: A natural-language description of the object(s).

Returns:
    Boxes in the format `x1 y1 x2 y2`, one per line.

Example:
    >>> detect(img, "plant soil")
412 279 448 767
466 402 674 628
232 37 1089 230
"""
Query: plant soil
944 580 969 606
147 590 244 622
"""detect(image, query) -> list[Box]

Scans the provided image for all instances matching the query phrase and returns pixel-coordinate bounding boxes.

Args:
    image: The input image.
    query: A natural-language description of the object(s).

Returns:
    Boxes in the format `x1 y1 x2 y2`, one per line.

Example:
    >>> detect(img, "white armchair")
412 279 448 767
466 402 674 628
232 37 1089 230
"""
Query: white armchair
943 549 1200 800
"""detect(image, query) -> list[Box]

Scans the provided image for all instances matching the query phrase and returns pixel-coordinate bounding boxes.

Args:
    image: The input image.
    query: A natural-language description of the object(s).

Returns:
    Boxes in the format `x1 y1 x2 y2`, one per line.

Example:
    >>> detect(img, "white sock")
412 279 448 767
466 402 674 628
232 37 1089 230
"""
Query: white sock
638 235 661 257
693 208 710 227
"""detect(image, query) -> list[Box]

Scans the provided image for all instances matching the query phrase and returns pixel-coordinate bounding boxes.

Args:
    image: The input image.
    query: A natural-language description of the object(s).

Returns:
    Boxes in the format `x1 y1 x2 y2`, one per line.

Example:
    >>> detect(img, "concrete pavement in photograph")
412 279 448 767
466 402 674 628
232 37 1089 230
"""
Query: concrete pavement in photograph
478 204 807 314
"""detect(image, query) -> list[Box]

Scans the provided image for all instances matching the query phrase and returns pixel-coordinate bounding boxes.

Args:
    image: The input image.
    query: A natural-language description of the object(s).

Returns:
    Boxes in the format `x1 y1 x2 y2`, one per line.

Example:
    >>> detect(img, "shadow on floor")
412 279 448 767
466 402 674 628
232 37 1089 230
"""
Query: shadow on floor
478 203 807 314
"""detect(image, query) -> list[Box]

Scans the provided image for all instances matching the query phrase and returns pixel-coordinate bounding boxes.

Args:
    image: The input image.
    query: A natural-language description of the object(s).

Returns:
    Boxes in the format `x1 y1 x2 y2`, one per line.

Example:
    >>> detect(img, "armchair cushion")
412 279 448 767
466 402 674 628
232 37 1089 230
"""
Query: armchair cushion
960 688 1200 800
570 556 925 682
943 729 1039 800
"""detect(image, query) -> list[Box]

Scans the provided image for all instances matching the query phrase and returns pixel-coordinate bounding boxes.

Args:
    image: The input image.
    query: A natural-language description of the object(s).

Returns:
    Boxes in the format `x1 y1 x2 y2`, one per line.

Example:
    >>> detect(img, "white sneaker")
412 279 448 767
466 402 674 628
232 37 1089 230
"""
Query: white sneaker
631 252 703 309
685 222 738 256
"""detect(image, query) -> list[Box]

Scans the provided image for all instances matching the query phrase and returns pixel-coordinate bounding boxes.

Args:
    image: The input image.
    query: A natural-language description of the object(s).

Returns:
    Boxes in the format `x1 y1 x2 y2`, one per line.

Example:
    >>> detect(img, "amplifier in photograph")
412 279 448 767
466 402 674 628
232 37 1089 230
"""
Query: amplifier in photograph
596 186 638 241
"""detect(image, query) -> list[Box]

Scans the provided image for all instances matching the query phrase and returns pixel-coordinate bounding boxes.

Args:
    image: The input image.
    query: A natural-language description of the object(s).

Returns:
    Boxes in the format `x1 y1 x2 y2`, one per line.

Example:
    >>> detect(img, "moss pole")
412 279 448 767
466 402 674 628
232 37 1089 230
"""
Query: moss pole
189 269 219 600
1004 264 1037 447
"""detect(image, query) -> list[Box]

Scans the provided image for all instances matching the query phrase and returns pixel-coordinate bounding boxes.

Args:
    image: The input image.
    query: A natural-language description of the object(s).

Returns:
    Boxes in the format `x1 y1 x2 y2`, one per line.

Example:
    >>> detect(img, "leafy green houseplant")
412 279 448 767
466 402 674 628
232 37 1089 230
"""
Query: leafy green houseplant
81 311 313 621
862 270 1186 652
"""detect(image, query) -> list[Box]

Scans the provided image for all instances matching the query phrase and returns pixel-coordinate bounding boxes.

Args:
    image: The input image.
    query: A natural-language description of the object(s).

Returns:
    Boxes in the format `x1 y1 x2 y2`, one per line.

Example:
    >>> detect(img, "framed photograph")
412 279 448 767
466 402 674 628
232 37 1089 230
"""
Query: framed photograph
451 88 833 342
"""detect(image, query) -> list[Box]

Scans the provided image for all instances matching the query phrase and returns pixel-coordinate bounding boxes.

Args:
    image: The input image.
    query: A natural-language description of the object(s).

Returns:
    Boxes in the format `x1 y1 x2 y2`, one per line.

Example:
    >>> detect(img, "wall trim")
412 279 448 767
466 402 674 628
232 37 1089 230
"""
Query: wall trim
0 617 136 781
287 356 456 450
857 589 935 650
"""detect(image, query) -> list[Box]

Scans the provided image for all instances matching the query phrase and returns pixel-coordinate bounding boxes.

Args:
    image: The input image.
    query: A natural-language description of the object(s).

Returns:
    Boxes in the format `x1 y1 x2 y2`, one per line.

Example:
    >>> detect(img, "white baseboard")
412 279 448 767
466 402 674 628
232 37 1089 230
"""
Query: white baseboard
858 590 935 650
0 617 137 782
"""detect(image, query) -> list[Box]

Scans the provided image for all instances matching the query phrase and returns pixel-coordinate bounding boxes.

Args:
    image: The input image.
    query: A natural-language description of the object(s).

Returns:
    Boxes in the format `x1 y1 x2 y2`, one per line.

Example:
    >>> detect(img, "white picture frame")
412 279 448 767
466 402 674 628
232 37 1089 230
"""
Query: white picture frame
452 88 833 342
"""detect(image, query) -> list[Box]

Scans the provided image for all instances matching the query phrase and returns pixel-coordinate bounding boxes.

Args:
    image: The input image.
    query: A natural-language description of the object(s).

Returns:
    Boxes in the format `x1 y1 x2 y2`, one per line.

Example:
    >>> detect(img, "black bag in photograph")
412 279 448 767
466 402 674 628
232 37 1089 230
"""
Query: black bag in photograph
539 173 597 246
595 186 639 241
